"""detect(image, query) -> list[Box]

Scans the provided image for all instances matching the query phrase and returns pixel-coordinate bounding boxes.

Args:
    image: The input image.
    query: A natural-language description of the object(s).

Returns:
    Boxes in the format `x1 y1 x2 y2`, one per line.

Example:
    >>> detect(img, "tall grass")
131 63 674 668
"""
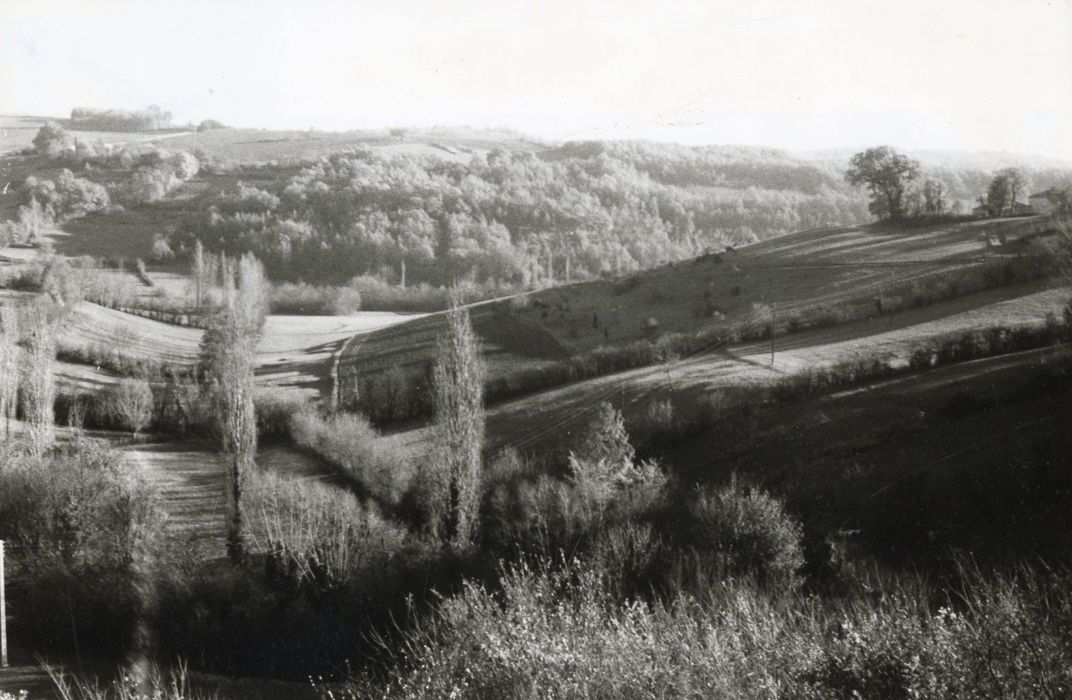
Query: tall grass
45 661 216 700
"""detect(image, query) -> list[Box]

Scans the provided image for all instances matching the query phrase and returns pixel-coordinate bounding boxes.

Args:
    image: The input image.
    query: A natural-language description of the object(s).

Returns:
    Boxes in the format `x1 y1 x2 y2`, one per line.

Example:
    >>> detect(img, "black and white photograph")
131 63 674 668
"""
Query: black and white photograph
1 0 1071 696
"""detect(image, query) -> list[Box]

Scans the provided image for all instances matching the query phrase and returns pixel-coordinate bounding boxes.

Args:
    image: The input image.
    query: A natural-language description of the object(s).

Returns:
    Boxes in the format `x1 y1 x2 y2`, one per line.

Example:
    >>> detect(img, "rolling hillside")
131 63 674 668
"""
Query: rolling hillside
339 215 1064 419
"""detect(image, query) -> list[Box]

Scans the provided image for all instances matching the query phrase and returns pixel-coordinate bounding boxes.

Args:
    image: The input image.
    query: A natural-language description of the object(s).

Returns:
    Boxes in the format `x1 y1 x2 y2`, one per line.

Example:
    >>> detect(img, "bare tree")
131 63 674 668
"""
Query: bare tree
431 290 486 547
205 253 265 562
108 377 154 437
0 304 19 439
20 301 55 457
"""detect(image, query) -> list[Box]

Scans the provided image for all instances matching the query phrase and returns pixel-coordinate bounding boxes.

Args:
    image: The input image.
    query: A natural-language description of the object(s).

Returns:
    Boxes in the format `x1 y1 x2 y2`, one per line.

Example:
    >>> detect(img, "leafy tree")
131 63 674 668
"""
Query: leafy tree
922 178 946 216
431 291 486 547
986 176 1009 216
845 147 921 221
987 168 1030 216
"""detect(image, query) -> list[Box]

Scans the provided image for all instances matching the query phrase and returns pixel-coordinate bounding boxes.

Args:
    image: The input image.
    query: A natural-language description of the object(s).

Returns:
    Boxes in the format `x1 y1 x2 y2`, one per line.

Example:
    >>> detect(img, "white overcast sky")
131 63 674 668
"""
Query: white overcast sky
2 0 1070 157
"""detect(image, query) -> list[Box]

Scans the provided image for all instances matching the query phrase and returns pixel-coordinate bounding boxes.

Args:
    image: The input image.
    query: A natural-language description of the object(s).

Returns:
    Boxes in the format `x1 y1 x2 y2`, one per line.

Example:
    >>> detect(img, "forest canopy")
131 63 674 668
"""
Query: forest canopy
172 143 872 286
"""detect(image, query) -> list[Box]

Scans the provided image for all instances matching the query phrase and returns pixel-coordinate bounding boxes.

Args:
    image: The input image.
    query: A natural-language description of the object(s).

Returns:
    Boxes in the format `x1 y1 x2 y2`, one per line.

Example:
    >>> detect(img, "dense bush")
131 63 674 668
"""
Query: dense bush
0 441 165 658
267 281 363 315
680 481 805 589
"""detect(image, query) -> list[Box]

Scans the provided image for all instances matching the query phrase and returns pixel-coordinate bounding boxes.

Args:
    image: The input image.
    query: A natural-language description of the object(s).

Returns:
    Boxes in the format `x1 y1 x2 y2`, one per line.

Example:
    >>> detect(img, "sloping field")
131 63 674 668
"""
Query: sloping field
57 300 203 364
257 312 413 400
155 126 541 165
662 344 1072 559
342 216 1059 406
380 280 1069 457
49 308 412 402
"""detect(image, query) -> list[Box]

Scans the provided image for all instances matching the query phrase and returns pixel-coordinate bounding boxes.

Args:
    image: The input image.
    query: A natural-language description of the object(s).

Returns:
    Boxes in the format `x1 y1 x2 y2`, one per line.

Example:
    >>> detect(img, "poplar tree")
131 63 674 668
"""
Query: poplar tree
205 253 265 562
0 305 19 439
431 291 486 547
21 301 55 457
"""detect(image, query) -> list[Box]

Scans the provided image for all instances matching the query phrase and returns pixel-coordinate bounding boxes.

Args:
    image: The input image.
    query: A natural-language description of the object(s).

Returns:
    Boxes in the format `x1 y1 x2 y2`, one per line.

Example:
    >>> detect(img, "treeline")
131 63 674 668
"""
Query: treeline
169 145 872 286
69 105 173 131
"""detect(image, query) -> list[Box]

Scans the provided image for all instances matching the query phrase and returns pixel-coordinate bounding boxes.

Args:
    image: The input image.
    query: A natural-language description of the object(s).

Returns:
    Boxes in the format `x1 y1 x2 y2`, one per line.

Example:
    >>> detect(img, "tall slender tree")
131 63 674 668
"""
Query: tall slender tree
0 304 19 439
192 239 205 309
205 253 265 562
21 301 55 457
431 290 486 547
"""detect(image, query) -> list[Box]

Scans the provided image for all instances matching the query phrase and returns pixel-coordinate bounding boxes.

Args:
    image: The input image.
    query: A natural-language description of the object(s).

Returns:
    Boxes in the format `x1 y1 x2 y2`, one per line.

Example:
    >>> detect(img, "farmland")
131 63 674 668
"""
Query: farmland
0 114 1070 698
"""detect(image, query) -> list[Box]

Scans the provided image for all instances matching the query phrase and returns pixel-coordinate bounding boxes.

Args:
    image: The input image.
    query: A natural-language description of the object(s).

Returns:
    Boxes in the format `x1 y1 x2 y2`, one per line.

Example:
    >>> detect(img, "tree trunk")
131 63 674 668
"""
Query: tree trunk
227 455 245 563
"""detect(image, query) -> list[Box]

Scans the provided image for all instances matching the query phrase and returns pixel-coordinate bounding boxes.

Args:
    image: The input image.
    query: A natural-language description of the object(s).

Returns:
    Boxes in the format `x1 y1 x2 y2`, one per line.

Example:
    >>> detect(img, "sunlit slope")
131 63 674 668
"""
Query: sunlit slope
341 216 1061 404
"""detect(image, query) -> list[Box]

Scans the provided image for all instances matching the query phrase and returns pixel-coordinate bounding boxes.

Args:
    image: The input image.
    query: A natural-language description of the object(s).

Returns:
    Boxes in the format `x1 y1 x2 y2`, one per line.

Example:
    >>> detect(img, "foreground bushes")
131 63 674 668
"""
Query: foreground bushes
0 440 164 658
343 558 1072 699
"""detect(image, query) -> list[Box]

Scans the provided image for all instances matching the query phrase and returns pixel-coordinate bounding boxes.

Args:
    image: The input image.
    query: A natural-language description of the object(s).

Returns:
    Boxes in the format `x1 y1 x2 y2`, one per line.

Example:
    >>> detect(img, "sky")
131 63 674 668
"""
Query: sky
2 0 1071 157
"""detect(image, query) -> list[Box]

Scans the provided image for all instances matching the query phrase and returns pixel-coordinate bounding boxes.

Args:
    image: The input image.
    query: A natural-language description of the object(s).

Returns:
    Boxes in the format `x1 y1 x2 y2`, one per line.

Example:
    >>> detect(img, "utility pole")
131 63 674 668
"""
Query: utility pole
1 539 7 668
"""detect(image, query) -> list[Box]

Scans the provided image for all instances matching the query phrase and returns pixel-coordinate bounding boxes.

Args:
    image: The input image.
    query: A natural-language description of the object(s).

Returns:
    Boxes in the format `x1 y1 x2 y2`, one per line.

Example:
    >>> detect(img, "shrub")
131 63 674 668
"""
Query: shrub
246 469 410 590
289 406 412 507
681 480 805 589
268 282 362 315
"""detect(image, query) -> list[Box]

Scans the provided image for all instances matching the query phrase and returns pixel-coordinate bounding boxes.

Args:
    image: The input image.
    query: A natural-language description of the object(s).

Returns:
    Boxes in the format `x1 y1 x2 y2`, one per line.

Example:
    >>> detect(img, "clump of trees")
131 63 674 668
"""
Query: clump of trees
24 170 110 221
984 167 1031 216
70 105 173 131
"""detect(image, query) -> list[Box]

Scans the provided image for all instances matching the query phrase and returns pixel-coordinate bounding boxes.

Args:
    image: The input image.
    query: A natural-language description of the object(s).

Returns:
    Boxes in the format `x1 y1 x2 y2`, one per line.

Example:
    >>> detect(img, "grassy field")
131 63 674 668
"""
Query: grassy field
256 311 413 401
42 299 412 403
154 124 542 165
